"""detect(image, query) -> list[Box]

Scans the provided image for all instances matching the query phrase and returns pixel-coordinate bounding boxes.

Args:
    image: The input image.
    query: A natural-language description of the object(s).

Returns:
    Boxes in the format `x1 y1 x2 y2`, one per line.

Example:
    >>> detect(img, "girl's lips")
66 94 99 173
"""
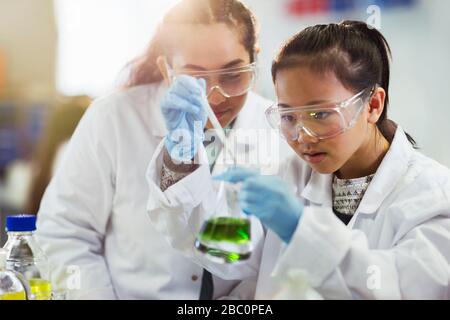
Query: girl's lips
303 152 327 164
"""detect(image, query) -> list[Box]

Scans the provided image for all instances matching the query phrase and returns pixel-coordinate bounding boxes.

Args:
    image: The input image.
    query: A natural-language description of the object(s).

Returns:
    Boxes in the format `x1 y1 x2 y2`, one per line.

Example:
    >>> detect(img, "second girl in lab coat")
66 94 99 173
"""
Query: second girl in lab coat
35 0 291 299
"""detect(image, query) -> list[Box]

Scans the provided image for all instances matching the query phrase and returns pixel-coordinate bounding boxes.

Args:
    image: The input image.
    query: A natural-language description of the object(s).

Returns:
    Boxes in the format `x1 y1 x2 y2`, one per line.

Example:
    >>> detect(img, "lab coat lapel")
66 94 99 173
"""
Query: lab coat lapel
300 171 333 208
299 127 413 217
355 127 413 215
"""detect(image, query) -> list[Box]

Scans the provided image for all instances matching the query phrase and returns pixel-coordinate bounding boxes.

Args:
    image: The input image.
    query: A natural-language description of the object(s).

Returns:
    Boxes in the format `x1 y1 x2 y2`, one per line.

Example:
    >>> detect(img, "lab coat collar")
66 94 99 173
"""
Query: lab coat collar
357 126 413 214
300 127 413 214
300 171 333 208
232 91 271 130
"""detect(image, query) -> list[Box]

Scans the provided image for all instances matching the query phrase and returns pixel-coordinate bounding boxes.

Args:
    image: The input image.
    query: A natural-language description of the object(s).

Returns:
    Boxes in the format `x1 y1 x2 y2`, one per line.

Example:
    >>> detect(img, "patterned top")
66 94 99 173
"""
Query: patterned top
160 148 199 192
332 174 375 221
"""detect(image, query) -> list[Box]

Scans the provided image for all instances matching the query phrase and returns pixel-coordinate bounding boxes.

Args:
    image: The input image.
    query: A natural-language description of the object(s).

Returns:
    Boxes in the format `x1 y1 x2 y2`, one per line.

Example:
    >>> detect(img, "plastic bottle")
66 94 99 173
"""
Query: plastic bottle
3 214 52 300
0 248 28 300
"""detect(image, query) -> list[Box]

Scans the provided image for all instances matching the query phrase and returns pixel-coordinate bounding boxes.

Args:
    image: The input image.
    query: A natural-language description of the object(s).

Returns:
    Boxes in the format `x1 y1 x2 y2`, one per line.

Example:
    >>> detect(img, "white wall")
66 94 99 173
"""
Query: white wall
54 0 178 97
242 0 450 167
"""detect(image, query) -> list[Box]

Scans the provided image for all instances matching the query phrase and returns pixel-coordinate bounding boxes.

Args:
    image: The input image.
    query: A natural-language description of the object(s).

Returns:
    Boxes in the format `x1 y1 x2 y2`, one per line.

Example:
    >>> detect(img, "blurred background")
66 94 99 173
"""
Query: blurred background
0 0 449 243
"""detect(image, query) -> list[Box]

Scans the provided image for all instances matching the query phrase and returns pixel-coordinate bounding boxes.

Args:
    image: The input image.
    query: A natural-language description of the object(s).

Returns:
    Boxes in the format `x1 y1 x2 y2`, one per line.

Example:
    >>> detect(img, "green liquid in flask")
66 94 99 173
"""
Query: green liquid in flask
195 217 251 263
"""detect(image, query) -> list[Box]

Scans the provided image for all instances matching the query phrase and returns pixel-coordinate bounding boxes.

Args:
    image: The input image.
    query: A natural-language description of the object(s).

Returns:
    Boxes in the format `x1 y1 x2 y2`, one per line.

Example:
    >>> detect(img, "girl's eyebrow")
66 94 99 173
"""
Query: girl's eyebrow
222 59 245 69
304 99 329 105
278 100 330 108
181 59 245 71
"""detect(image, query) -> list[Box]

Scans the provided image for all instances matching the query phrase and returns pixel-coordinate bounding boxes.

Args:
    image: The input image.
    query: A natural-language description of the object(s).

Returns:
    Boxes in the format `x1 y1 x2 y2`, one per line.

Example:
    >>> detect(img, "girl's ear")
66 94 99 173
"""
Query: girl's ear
156 56 170 86
367 87 386 124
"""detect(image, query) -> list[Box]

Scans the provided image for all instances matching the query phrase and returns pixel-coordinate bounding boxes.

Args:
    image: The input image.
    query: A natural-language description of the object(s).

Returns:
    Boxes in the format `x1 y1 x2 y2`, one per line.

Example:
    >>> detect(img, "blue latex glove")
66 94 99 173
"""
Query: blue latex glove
161 75 208 162
214 167 303 243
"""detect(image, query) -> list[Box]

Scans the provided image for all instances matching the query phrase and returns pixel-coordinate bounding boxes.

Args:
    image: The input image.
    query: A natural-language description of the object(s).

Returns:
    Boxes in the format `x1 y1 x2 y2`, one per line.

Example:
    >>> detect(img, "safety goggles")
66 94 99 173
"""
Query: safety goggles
165 61 257 98
265 86 376 141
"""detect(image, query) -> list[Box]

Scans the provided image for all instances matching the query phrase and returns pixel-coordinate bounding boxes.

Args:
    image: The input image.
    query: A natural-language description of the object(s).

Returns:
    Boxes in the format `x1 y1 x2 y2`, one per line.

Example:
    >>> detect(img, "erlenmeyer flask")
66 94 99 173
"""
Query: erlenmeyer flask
194 180 252 264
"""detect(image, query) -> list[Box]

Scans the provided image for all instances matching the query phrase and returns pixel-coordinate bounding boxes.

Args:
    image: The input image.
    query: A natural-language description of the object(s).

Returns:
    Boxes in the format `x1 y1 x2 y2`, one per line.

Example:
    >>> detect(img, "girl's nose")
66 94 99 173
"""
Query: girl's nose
207 86 227 106
296 127 319 144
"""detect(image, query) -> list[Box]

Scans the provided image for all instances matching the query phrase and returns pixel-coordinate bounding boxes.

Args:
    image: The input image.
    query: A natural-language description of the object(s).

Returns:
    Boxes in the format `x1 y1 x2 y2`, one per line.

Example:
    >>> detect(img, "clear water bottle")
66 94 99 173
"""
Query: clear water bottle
0 248 29 300
3 214 52 300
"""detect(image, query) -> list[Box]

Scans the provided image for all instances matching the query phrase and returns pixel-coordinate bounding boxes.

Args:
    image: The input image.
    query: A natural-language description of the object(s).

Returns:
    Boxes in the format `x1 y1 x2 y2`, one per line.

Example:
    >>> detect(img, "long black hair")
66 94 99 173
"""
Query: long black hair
272 20 416 147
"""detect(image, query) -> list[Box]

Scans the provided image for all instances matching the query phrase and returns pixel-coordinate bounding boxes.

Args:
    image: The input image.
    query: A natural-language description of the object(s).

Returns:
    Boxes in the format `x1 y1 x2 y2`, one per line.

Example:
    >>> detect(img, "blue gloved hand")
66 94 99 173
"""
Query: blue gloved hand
214 167 303 243
161 75 208 162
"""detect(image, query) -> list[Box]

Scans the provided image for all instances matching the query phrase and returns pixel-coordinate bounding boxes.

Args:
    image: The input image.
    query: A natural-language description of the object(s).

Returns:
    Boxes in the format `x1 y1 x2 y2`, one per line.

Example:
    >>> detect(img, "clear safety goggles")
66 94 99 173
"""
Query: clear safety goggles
166 61 257 98
265 86 376 141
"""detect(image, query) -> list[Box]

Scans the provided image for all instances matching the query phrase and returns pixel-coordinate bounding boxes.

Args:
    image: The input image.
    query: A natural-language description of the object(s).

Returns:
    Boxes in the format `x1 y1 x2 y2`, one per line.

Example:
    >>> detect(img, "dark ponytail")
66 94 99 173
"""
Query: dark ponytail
272 20 417 147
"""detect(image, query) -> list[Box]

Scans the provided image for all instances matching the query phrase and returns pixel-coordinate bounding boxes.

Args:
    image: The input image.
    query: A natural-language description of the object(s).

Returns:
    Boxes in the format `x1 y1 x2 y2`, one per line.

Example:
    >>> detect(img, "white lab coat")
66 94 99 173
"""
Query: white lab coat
147 127 450 299
35 82 291 299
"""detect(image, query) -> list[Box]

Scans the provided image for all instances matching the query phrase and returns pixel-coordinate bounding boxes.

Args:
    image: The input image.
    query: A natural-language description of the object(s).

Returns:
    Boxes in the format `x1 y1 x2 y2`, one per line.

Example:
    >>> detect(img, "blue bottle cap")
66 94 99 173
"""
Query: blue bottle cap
6 214 37 232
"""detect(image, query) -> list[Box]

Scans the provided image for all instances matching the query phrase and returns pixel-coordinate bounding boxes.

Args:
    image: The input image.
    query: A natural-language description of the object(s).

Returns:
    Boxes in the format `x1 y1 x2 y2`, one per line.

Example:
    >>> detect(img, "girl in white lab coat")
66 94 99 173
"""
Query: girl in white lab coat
217 20 450 299
35 0 288 299
148 20 450 299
